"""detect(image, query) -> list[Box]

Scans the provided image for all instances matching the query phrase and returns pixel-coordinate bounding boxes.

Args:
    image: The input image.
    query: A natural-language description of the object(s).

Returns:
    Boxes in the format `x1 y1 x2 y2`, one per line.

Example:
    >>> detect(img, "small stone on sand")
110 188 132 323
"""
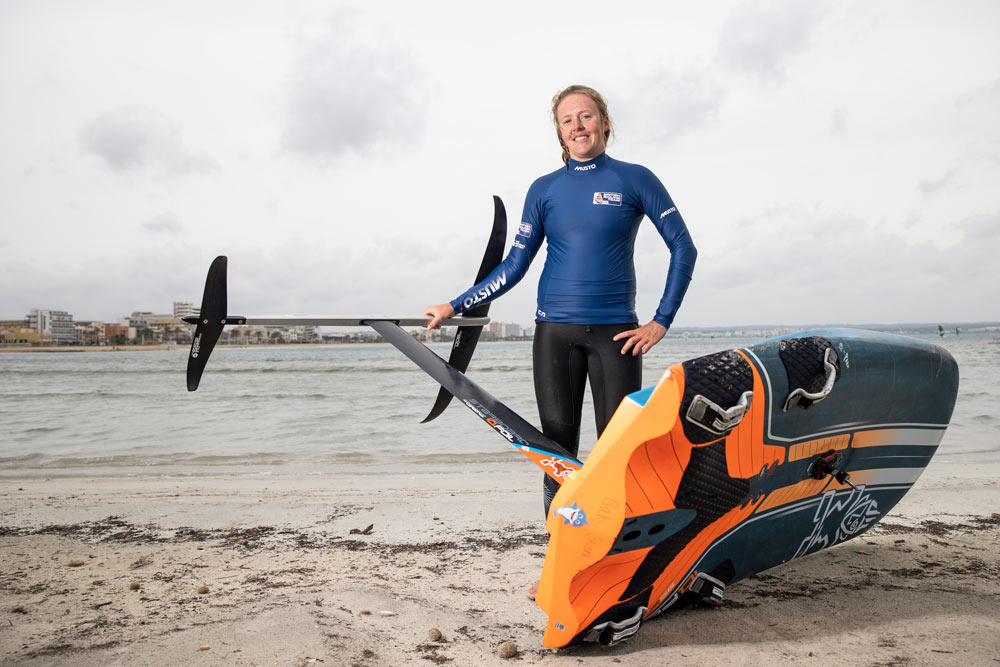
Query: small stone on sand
68 559 85 567
359 609 371 615
130 581 142 590
428 628 442 641
199 645 210 651
497 640 518 659
197 585 210 594
378 610 396 617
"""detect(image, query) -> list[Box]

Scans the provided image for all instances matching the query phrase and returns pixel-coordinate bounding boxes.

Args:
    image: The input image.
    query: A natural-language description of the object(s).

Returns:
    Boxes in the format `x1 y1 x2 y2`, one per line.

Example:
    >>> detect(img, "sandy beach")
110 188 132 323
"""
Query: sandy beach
1 461 997 666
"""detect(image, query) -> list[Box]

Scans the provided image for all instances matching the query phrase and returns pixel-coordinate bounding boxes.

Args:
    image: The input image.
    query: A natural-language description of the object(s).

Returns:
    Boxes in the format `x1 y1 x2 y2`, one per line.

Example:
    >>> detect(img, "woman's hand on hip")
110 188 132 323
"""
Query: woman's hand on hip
423 303 455 329
613 321 667 356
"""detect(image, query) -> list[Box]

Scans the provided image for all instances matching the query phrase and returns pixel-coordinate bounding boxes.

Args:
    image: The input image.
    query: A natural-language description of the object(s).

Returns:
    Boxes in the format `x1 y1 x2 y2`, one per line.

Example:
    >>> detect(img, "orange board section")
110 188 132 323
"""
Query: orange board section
787 434 851 462
727 350 785 478
536 356 781 648
537 366 682 646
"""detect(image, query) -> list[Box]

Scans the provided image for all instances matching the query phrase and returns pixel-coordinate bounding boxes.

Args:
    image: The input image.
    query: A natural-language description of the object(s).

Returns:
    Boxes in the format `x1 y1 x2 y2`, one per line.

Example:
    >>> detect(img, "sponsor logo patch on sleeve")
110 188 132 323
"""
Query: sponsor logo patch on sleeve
593 192 622 206
518 222 533 236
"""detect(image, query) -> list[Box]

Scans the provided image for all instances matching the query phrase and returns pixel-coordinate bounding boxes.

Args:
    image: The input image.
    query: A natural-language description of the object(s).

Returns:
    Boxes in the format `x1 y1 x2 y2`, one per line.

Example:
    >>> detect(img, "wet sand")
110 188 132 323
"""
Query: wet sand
1 462 998 666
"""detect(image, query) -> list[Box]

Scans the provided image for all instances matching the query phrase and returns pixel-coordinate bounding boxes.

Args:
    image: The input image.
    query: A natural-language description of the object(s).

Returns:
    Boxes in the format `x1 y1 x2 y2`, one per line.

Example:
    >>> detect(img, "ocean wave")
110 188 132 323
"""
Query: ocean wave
220 393 336 401
0 391 168 400
23 426 64 434
467 365 532 373
234 366 417 374
1 365 416 376
1 368 179 376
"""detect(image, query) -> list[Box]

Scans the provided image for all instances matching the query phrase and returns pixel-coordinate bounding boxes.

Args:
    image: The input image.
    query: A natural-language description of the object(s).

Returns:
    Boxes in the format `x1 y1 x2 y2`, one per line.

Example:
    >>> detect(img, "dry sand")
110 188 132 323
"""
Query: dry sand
1 462 998 666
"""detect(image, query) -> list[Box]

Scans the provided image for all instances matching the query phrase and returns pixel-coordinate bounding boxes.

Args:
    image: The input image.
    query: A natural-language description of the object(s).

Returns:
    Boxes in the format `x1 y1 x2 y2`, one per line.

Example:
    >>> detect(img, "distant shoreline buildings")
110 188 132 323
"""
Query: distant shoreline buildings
2 305 997 349
0 302 536 348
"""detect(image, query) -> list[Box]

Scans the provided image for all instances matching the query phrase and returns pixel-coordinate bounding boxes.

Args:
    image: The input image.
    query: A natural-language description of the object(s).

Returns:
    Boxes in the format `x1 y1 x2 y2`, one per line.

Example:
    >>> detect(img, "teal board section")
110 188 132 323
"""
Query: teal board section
553 328 959 647
745 328 958 441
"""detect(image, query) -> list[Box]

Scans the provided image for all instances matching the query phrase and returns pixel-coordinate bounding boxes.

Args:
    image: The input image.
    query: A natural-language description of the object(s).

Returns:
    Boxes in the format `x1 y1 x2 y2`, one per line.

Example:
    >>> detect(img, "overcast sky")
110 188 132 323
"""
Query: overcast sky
1 0 998 328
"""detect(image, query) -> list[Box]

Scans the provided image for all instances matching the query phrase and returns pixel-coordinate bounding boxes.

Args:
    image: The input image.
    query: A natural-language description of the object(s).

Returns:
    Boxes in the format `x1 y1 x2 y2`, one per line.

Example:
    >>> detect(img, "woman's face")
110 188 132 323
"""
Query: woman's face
556 93 609 162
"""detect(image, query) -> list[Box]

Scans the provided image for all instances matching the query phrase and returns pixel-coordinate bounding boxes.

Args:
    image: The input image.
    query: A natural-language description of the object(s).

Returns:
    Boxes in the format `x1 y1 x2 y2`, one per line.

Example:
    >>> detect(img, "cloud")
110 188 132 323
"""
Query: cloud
718 1 824 83
281 12 426 160
141 212 185 236
830 108 847 136
918 169 956 196
0 248 204 321
954 77 1000 146
671 205 1000 325
958 212 1000 243
79 107 217 175
956 76 1000 111
616 65 726 146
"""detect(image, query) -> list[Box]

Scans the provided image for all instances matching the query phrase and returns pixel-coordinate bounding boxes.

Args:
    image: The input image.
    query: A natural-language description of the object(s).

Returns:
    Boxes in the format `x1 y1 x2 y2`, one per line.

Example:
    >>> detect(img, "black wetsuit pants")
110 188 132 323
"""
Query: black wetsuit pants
534 322 642 516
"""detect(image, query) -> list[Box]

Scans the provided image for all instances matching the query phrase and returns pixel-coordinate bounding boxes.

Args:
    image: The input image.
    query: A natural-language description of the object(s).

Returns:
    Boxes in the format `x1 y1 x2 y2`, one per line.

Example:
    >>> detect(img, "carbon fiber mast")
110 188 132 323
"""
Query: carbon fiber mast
422 195 507 422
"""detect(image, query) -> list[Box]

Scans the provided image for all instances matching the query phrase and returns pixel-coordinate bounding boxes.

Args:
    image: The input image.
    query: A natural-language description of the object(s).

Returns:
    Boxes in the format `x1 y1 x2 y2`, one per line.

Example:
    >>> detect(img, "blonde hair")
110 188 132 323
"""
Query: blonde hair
551 85 614 168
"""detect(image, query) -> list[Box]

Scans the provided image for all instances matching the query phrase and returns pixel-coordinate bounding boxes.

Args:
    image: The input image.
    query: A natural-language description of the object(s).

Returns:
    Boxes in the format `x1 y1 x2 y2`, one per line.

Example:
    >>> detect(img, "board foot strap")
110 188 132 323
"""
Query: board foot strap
582 606 645 646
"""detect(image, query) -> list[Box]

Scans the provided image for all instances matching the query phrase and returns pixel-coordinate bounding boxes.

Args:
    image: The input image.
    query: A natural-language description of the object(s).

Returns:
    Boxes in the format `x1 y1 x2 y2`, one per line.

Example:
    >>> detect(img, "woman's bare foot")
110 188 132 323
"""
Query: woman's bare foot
526 581 539 600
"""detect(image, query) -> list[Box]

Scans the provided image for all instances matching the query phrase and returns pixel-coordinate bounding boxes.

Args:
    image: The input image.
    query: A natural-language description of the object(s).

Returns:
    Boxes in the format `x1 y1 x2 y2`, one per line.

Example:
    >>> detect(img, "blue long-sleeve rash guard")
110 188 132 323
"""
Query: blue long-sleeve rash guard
450 153 697 328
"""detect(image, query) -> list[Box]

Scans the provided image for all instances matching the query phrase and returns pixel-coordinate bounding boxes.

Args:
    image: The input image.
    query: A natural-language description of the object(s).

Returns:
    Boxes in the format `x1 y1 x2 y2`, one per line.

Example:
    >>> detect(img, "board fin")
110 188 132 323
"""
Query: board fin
422 195 507 422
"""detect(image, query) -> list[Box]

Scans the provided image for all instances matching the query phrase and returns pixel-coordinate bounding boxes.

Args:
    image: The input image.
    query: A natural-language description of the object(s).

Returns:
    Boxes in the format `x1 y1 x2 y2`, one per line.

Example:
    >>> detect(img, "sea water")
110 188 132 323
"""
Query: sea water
1 334 996 473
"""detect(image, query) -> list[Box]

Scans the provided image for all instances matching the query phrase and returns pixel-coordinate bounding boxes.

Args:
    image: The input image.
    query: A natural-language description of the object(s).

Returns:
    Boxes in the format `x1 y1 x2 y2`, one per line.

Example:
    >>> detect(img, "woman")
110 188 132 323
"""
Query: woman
425 85 697 514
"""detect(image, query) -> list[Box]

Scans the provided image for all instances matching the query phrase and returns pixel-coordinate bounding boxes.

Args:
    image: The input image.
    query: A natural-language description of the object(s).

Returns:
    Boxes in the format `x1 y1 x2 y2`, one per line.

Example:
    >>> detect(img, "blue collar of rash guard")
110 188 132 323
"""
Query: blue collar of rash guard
567 152 610 175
